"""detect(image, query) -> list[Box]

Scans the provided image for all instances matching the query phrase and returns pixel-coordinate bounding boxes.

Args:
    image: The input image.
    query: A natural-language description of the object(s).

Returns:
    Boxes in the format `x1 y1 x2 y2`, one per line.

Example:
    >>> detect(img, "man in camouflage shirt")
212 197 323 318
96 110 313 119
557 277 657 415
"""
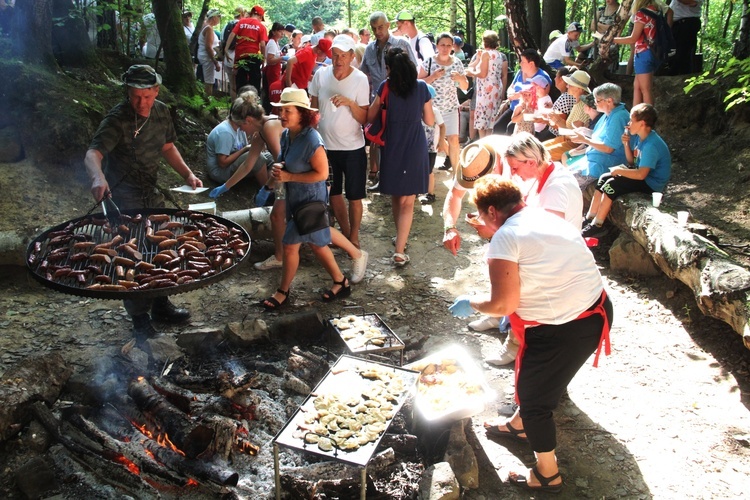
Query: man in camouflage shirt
84 65 202 341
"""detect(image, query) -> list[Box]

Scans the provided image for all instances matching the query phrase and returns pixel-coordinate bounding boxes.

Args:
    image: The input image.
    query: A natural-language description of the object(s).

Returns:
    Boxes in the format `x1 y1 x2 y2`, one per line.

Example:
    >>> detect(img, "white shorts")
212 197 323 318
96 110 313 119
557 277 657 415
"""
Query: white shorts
442 108 459 136
199 58 219 84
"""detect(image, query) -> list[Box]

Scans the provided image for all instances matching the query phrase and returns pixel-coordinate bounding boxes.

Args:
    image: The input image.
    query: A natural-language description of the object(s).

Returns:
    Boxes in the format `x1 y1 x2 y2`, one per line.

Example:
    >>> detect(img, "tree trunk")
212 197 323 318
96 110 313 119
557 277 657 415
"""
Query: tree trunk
595 0 633 72
466 0 476 48
151 0 198 96
13 0 57 68
733 0 750 59
609 196 750 350
540 0 566 53
51 0 97 66
506 0 539 57
526 0 542 48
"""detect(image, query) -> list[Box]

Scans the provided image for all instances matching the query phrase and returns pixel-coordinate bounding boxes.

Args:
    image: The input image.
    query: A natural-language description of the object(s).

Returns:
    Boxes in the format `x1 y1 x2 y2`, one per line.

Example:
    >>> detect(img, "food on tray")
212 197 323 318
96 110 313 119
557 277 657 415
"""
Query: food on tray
292 365 408 453
407 353 489 417
331 315 390 349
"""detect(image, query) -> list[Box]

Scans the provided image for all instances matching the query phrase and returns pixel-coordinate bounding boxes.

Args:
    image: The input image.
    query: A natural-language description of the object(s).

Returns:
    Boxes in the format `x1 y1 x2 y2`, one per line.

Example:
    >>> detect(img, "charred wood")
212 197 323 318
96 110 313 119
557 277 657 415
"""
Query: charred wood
287 346 330 386
142 440 239 487
0 353 72 441
128 377 215 458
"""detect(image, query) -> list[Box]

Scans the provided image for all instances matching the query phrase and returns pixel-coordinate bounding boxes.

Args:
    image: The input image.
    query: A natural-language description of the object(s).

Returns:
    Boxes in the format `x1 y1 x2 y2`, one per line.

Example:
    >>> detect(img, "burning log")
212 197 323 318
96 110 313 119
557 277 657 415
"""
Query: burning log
142 439 239 487
127 377 215 459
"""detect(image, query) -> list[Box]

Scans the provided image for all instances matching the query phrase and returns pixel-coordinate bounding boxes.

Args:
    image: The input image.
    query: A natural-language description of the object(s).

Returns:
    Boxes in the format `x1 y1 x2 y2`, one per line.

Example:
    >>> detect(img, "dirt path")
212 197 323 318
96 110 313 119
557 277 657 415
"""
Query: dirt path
2 163 750 499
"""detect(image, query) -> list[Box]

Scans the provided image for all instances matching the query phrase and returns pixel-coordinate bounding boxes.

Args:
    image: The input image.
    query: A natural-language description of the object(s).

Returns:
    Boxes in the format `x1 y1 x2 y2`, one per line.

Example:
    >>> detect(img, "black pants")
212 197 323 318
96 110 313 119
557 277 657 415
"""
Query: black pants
235 58 263 95
517 293 614 453
493 107 515 135
671 17 701 75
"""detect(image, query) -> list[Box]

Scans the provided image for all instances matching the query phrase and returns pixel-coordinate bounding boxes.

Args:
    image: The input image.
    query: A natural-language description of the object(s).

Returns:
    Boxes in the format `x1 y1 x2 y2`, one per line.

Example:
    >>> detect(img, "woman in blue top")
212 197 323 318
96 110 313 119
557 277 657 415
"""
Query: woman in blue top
262 88 351 309
565 83 630 189
494 49 552 135
581 103 671 238
367 47 434 266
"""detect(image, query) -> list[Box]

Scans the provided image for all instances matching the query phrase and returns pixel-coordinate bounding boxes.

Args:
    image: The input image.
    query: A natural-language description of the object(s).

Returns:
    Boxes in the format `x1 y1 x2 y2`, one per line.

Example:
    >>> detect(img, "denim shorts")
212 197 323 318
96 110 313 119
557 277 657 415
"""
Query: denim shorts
634 49 661 75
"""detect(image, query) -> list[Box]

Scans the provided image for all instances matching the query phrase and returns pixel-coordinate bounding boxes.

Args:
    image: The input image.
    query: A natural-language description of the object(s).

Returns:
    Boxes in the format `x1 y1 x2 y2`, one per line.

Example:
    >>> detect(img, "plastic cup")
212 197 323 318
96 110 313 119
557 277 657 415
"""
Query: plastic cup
652 192 663 207
677 211 689 225
523 113 535 121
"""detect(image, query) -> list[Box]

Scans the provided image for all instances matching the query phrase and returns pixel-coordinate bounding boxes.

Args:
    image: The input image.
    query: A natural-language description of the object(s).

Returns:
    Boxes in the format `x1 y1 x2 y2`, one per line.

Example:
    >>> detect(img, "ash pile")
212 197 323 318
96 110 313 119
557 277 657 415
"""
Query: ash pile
0 310 482 499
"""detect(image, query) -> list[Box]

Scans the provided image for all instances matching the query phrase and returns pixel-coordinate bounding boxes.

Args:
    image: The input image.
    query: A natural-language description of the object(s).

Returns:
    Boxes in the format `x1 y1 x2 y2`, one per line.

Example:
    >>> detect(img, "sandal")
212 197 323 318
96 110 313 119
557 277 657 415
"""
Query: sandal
392 253 410 267
508 465 563 494
261 289 290 311
322 277 351 302
483 420 528 442
368 169 379 182
391 237 408 252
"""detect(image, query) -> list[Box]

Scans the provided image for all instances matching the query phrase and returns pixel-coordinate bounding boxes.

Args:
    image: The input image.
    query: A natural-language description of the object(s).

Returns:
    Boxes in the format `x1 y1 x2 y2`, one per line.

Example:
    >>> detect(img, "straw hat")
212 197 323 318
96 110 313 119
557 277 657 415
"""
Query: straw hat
271 88 318 111
562 70 591 93
457 136 510 189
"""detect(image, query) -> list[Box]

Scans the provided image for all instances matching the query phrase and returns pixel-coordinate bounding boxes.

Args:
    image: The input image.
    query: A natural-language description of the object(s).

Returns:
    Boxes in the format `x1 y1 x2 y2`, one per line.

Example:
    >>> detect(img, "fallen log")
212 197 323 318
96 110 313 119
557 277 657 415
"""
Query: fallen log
609 195 750 348
127 377 215 458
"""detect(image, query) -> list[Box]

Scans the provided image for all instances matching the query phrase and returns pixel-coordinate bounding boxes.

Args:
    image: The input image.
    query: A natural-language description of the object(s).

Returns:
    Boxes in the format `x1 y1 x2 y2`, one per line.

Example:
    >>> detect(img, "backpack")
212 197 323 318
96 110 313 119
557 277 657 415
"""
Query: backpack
639 8 675 63
415 34 436 63
222 20 238 53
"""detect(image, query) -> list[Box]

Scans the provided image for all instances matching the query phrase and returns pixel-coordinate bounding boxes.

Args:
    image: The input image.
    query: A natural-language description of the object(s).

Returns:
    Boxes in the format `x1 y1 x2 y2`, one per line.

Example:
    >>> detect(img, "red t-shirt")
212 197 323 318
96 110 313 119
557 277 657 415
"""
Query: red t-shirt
290 46 316 89
232 17 268 60
634 7 658 54
269 79 284 104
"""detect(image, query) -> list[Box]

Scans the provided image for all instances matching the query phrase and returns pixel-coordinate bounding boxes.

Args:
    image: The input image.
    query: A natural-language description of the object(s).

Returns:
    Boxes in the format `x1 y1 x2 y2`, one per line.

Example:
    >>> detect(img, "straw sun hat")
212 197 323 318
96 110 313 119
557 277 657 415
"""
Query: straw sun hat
457 136 511 189
271 88 318 111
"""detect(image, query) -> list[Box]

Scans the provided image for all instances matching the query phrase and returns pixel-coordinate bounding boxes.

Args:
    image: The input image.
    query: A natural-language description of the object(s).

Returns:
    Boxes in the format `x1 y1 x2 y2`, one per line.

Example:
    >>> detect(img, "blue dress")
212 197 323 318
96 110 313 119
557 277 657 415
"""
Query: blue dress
280 126 331 246
378 79 431 196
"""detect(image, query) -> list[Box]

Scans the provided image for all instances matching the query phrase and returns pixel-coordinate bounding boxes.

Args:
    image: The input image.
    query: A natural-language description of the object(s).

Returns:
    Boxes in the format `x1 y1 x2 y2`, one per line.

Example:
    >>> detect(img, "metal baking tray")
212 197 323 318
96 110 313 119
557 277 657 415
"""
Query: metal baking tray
273 355 419 467
328 308 405 357
26 208 250 300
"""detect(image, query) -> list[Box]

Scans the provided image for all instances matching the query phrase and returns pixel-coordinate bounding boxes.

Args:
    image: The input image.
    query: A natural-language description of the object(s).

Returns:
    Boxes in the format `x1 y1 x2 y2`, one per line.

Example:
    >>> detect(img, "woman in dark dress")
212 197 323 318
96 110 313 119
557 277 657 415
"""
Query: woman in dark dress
367 48 434 266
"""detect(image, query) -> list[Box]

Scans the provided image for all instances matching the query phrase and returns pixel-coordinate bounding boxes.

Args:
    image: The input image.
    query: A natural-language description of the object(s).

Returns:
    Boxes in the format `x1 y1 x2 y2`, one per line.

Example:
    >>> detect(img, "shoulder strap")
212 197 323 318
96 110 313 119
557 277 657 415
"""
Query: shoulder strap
427 57 432 76
381 81 389 106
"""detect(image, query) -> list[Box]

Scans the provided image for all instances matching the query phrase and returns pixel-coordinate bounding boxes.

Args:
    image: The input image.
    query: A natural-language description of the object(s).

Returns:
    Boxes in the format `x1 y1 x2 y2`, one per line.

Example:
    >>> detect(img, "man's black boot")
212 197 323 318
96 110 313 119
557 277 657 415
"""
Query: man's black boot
151 297 190 323
132 313 160 342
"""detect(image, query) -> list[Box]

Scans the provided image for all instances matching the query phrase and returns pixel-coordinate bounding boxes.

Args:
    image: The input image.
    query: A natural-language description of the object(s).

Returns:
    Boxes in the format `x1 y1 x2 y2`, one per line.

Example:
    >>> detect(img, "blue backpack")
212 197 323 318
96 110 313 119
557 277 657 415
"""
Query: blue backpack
639 9 676 63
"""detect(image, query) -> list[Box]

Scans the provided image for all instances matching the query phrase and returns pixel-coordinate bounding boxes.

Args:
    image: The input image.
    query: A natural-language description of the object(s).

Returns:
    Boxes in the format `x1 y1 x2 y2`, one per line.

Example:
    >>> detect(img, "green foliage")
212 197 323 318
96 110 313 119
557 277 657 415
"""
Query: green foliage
180 94 232 113
684 57 750 111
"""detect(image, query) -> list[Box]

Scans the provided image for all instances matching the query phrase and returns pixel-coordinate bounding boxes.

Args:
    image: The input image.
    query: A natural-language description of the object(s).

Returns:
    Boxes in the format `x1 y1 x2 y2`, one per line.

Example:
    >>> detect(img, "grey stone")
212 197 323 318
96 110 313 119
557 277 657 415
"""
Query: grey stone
225 318 269 347
15 457 58 499
444 419 479 489
418 461 460 500
143 335 184 366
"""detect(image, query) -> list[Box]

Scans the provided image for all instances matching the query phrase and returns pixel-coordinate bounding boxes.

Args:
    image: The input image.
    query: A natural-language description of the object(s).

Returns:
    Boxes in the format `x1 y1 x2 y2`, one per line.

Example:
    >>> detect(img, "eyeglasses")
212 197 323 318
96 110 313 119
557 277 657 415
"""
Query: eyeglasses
595 97 608 103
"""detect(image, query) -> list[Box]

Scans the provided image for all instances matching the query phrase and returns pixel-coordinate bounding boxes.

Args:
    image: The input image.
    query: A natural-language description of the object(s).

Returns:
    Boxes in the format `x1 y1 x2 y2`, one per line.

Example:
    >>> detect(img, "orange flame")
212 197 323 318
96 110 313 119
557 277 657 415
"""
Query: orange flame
185 478 199 487
131 420 186 456
115 454 140 475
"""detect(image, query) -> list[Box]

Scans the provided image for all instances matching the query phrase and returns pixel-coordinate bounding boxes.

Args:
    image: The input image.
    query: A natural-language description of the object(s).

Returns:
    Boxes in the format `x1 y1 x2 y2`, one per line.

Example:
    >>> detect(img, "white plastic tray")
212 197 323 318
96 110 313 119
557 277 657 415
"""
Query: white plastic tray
404 344 495 422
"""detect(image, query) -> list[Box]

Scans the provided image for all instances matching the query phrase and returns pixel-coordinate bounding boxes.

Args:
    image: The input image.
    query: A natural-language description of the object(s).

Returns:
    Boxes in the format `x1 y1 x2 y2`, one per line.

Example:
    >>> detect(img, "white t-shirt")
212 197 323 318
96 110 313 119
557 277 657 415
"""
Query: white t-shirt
265 38 280 59
487 207 603 324
543 35 575 65
523 164 583 230
410 32 435 63
309 66 370 151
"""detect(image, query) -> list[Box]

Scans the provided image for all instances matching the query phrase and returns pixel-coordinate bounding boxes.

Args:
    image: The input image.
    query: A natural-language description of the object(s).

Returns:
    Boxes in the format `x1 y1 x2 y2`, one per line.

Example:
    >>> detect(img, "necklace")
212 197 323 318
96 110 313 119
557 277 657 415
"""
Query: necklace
134 114 150 139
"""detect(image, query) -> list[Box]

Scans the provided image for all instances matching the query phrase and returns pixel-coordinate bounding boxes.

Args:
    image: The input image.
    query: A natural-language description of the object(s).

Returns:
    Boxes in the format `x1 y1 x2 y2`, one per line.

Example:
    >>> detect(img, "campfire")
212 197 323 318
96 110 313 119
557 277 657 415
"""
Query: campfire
2 305 494 499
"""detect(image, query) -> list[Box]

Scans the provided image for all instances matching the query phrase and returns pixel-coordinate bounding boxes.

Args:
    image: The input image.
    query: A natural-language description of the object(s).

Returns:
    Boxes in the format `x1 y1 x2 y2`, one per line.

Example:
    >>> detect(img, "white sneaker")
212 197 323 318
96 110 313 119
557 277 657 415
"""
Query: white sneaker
486 334 520 367
468 315 501 332
350 250 368 284
254 255 282 271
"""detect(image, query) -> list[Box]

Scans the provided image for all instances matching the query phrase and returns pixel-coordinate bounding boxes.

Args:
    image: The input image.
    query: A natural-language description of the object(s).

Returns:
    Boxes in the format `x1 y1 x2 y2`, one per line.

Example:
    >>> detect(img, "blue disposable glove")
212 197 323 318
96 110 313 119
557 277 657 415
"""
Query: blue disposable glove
254 186 271 207
449 295 474 318
209 184 229 199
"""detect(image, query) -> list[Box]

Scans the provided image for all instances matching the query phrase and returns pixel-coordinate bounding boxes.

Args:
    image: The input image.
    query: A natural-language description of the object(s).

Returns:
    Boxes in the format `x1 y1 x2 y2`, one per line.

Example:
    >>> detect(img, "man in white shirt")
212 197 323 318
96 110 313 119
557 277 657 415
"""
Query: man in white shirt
309 35 371 250
395 11 435 65
670 0 703 75
543 22 583 69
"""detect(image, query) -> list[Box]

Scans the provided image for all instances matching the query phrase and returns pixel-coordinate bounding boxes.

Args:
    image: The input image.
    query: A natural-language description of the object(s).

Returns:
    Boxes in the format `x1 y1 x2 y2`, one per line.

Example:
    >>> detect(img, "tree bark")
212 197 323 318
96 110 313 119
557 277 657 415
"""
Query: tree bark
540 0 566 53
506 0 539 57
525 0 542 48
13 0 57 68
733 0 750 59
151 0 198 96
51 0 97 66
609 196 750 350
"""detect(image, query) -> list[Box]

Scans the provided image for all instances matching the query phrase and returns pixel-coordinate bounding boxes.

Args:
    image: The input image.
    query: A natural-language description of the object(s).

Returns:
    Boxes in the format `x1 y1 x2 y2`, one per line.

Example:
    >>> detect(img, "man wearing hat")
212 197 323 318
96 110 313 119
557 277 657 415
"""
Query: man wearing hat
225 5 268 94
84 65 202 341
284 37 331 90
395 11 435 65
309 35 371 251
543 22 584 69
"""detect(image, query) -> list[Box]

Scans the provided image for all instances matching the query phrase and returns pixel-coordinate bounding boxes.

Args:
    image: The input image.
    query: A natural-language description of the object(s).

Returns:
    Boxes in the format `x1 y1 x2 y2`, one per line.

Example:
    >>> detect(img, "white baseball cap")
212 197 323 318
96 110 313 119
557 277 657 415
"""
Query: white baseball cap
332 34 355 53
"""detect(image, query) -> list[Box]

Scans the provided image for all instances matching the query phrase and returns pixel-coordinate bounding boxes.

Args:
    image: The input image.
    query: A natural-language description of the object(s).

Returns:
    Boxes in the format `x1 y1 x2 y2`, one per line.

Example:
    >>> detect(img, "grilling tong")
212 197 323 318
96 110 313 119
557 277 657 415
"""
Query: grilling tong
100 190 121 224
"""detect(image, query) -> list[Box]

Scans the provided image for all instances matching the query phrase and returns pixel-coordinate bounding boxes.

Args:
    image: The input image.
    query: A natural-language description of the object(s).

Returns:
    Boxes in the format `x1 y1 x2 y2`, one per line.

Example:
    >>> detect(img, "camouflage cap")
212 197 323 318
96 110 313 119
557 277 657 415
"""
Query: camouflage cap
121 65 162 89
